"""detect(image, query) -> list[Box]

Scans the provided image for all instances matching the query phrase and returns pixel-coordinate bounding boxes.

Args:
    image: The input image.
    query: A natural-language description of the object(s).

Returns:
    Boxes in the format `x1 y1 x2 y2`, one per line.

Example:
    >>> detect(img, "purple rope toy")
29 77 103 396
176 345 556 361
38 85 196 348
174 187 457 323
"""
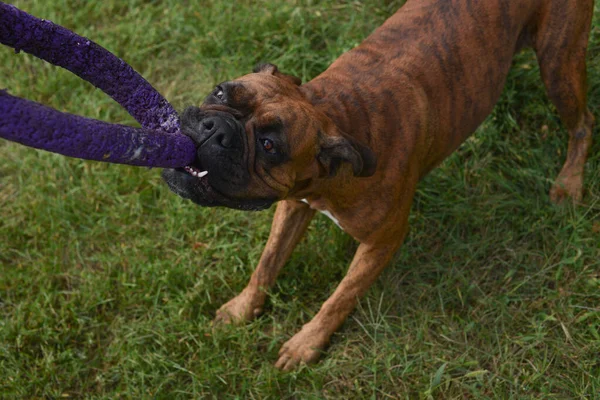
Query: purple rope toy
0 2 197 168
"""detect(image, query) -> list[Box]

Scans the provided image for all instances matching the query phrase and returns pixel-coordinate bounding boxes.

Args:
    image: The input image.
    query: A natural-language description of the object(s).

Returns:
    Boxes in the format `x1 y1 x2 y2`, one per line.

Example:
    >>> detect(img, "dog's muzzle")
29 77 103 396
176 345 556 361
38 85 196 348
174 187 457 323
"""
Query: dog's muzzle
162 107 273 211
181 106 249 191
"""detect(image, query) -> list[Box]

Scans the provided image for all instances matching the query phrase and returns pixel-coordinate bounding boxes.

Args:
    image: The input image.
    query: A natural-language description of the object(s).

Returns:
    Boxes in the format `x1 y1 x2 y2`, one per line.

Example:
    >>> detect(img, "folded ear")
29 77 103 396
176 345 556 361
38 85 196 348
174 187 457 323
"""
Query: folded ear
318 133 377 178
253 63 302 86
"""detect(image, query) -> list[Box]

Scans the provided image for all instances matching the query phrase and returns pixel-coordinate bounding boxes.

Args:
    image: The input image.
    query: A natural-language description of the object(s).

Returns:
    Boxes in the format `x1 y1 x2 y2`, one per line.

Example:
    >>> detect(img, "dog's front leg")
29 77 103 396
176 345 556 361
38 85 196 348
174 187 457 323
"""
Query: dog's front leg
215 200 316 324
275 236 406 371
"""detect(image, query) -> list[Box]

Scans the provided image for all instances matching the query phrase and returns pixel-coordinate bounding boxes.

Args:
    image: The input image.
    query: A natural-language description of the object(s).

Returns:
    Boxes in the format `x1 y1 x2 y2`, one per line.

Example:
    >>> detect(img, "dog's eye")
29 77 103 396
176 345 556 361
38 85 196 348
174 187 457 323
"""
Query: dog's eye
261 138 276 154
213 86 225 100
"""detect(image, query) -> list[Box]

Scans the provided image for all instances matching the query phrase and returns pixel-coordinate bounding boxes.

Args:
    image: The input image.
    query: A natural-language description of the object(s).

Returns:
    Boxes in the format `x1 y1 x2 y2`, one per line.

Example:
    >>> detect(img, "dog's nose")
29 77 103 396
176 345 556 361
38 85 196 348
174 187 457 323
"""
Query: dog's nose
181 108 241 150
202 116 239 149
183 115 220 146
200 118 217 136
215 129 234 148
197 117 235 148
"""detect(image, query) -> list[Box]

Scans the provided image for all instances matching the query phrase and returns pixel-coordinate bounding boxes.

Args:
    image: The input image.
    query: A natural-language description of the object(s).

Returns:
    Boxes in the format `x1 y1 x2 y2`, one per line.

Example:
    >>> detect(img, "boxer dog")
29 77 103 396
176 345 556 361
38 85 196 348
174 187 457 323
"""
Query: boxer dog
163 0 595 370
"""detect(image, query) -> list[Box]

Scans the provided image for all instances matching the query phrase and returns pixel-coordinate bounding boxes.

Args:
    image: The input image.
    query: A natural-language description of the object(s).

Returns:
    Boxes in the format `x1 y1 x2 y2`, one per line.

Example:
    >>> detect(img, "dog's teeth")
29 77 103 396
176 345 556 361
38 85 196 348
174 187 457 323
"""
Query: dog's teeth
184 165 207 178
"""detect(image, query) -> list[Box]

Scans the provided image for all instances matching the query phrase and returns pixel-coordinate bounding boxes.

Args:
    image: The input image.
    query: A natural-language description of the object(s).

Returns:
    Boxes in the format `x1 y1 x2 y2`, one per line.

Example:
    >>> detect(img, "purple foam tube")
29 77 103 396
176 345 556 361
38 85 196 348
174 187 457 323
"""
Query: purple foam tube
0 90 196 168
0 2 179 133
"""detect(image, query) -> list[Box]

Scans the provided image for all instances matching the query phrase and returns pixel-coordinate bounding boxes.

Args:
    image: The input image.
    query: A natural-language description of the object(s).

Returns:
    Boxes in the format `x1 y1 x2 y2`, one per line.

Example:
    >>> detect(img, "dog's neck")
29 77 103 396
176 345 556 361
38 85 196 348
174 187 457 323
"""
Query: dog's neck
300 77 374 148
289 76 378 204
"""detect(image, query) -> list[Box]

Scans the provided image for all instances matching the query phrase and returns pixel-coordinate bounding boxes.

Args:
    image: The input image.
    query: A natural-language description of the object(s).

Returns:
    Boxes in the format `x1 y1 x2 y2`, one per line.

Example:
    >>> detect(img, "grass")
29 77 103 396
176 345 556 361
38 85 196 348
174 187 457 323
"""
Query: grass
0 0 599 398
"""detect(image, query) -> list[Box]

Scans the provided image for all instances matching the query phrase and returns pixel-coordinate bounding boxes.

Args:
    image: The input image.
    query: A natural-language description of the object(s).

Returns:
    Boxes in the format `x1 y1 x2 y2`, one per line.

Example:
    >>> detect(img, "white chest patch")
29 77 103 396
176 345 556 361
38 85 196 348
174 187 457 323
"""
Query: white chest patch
301 199 343 230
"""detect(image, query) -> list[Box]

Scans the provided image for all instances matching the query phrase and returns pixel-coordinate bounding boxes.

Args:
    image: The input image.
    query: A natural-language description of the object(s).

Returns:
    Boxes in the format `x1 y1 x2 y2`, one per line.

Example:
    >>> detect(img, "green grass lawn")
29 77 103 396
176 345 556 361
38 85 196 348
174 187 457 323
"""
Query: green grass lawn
1 0 599 398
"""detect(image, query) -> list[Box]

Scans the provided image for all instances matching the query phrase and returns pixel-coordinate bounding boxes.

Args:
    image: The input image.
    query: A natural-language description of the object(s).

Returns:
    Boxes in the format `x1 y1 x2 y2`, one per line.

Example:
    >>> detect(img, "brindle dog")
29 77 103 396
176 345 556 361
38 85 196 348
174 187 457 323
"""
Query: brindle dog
163 0 595 370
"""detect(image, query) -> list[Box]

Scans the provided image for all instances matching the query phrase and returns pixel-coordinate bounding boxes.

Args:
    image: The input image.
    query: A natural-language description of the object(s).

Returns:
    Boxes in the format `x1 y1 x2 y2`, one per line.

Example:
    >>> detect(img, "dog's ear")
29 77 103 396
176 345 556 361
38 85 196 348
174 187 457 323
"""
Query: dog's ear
253 63 302 86
318 132 377 178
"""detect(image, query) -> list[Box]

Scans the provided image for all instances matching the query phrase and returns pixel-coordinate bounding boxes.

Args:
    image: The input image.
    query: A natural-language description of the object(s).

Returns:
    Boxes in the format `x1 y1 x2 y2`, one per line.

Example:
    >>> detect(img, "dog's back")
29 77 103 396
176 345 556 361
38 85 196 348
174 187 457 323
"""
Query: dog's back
306 0 594 200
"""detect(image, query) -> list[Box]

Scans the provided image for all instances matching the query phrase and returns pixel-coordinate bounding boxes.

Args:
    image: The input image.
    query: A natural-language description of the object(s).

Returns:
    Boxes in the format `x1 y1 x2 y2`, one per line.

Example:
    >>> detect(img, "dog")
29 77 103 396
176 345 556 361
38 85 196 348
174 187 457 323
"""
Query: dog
162 0 595 370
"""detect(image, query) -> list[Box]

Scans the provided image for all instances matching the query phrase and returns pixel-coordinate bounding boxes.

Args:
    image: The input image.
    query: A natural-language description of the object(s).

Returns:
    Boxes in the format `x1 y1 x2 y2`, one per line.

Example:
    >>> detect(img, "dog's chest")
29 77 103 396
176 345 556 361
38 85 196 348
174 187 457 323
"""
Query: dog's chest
301 199 343 230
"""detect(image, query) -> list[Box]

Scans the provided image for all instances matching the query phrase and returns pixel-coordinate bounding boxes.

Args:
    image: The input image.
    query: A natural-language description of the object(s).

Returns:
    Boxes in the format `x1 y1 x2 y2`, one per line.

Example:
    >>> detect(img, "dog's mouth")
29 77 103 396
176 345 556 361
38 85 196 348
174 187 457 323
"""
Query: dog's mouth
167 164 229 203
164 160 274 211
182 164 208 179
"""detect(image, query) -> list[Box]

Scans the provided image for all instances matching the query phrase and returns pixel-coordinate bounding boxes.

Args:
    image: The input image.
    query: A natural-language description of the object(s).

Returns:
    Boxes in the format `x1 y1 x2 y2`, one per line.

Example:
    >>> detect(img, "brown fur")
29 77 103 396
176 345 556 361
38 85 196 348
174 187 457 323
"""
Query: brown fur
210 0 595 370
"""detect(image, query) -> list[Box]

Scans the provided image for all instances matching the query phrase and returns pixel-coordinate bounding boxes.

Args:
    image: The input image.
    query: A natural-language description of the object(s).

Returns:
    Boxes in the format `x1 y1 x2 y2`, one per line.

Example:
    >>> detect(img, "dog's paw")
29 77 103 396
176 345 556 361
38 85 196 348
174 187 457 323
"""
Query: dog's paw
274 326 328 371
214 290 263 325
550 174 583 204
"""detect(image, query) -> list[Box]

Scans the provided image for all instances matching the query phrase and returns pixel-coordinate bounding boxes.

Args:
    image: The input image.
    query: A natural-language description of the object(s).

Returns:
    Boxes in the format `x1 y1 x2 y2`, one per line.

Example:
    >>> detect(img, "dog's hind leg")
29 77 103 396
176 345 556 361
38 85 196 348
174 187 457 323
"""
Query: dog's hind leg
532 0 595 203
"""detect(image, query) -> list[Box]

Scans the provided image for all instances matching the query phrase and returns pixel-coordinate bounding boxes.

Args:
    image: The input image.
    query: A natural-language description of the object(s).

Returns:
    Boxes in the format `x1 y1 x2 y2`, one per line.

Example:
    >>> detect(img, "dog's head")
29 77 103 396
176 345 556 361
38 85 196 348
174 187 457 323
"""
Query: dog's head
162 63 377 210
